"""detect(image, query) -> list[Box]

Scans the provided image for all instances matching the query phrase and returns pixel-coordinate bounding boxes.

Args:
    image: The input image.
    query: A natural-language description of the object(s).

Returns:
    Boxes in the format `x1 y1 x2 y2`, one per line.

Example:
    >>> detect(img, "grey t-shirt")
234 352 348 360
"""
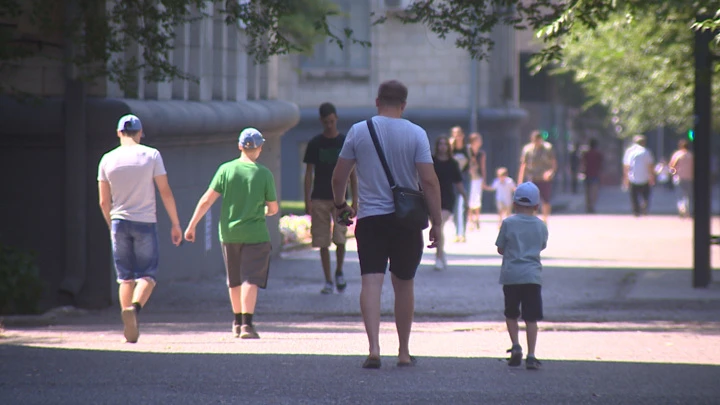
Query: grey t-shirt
495 214 548 285
97 144 167 223
339 116 433 219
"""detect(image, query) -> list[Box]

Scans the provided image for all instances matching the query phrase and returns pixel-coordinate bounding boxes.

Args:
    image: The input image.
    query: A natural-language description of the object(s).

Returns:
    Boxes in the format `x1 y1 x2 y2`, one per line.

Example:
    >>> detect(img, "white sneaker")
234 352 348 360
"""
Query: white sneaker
434 257 445 271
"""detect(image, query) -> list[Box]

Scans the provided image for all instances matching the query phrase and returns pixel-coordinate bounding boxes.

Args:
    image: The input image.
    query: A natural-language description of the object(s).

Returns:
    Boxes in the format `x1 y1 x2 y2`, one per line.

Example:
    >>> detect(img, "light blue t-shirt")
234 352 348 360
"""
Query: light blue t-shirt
495 214 548 285
623 144 655 184
339 116 433 219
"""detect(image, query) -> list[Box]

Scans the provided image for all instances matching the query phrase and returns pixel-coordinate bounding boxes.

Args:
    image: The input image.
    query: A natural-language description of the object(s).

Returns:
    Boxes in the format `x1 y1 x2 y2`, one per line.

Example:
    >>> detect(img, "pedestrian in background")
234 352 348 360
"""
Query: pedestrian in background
433 135 467 270
484 167 517 228
622 135 655 217
450 126 470 242
669 139 694 218
517 130 557 224
495 181 548 370
184 128 279 339
467 132 487 231
303 102 358 294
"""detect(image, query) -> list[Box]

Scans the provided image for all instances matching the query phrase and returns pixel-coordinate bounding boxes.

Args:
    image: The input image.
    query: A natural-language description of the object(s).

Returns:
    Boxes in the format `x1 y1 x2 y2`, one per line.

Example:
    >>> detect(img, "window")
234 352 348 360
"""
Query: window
300 0 370 74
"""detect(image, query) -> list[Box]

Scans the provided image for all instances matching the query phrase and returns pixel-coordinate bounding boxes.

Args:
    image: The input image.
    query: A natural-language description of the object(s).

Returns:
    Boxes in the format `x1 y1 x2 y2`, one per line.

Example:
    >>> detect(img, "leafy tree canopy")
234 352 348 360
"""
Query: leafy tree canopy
552 7 720 136
1 0 719 96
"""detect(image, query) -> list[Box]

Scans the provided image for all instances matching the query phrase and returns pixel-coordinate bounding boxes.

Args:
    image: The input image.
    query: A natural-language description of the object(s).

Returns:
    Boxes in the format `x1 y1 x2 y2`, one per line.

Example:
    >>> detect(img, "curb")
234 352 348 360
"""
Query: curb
1 306 89 327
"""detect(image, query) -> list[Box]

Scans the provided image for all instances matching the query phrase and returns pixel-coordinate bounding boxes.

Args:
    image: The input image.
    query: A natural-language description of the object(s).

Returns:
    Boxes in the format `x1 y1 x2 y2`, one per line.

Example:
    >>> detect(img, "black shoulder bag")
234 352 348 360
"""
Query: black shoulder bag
366 118 429 230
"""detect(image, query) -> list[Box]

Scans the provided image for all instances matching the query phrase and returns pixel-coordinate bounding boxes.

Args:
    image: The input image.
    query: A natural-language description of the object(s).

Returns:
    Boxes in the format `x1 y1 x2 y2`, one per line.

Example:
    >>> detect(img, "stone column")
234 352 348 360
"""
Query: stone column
172 23 190 100
212 4 228 100
188 5 213 101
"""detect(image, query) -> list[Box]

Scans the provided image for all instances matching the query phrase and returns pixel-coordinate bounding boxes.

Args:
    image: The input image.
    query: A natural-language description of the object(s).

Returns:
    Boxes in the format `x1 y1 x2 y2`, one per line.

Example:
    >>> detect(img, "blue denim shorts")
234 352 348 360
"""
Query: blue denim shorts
111 219 159 283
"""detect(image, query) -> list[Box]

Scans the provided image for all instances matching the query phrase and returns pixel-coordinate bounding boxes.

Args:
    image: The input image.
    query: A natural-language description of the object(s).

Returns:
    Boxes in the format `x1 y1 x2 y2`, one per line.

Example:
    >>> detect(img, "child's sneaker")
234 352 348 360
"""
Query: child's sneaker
320 281 334 294
525 355 542 370
506 344 523 367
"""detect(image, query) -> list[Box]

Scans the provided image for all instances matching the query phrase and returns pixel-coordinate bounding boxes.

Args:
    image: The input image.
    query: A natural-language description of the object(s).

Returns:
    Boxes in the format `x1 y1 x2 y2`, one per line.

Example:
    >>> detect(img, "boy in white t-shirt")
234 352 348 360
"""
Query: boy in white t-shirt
484 167 517 228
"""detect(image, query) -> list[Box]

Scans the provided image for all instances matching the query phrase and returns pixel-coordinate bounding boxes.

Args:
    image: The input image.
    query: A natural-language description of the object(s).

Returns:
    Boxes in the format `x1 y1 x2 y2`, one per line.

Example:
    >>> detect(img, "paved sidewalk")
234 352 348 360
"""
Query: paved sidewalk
5 212 718 328
4 212 720 404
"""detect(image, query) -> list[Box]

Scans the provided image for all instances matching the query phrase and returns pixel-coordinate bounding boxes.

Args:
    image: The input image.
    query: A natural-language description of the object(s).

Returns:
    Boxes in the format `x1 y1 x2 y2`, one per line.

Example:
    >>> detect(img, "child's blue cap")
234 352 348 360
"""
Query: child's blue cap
238 127 265 149
514 182 540 207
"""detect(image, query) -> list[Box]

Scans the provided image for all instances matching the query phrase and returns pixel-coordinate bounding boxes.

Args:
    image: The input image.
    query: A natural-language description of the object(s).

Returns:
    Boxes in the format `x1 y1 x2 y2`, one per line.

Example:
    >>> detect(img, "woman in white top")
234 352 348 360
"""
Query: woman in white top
669 139 694 218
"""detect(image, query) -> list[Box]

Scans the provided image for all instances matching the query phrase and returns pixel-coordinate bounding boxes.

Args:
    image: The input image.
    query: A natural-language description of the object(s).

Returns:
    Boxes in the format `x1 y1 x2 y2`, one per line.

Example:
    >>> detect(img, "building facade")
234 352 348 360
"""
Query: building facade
0 2 298 310
277 0 527 204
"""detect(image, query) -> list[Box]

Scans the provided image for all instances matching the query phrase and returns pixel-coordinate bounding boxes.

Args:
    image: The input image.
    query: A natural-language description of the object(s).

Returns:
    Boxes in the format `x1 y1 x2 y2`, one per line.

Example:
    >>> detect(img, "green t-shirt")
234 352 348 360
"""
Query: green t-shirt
209 159 277 244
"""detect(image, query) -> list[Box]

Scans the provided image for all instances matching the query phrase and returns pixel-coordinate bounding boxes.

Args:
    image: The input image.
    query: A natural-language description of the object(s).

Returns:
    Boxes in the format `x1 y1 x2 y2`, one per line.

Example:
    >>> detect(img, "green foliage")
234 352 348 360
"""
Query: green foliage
0 0 359 96
0 242 43 315
552 9 720 136
2 0 720 97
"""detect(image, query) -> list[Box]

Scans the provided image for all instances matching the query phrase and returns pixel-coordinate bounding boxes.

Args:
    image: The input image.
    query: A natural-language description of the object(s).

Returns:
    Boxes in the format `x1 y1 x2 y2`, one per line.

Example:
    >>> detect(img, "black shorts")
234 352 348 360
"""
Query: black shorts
355 213 424 280
503 284 543 322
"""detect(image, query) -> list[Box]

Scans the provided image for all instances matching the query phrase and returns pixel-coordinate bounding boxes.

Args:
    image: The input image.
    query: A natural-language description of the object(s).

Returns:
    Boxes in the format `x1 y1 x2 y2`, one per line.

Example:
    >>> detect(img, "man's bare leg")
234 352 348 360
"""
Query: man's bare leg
391 274 414 364
132 277 155 307
360 274 384 359
320 247 332 283
335 244 346 274
119 281 135 308
541 202 551 223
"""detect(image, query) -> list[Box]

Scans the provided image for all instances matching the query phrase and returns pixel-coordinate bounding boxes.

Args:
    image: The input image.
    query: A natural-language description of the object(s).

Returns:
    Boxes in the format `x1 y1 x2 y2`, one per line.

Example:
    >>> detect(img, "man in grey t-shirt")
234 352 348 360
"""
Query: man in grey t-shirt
98 114 183 343
332 80 443 369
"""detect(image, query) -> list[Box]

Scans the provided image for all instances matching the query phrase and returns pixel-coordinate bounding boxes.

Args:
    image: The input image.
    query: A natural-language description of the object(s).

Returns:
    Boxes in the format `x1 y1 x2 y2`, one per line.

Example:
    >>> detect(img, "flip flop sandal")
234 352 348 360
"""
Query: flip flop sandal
362 357 382 369
397 356 417 367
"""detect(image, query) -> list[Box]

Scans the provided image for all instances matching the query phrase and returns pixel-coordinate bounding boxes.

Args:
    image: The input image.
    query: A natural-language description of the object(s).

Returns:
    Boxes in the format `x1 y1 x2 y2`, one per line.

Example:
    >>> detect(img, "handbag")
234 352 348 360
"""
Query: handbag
366 118 429 230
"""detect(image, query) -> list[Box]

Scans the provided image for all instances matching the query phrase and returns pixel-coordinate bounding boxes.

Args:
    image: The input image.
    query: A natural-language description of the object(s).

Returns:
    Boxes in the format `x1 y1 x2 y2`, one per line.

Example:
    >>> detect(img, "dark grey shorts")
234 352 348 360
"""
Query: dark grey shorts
221 242 271 289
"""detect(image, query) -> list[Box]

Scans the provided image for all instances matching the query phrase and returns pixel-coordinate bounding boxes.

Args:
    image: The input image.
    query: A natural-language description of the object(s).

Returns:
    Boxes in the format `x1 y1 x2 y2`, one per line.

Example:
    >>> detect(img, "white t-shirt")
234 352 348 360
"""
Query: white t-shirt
623 144 654 184
98 144 167 223
491 177 516 205
339 116 433 219
495 214 548 285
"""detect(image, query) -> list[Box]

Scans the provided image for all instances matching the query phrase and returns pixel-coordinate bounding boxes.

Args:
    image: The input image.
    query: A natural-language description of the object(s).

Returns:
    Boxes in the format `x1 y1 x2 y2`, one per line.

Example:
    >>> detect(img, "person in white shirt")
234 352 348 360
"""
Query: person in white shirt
98 115 183 343
484 167 517 228
622 135 655 216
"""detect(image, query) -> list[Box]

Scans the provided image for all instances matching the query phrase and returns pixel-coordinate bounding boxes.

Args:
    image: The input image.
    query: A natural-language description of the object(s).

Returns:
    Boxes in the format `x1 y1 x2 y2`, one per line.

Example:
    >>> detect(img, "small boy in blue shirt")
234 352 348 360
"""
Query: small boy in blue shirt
495 182 549 370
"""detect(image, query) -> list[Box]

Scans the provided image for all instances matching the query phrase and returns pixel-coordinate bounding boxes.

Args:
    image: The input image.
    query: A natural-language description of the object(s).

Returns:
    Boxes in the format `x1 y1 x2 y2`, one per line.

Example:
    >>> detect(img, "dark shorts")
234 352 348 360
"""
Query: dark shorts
532 180 553 204
221 242 272 289
503 284 543 322
355 213 424 281
111 219 159 283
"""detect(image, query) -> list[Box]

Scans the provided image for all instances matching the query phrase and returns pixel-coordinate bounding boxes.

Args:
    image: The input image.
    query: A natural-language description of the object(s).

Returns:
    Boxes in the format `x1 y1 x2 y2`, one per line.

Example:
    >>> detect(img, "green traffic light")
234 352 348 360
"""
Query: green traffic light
688 129 694 141
541 131 549 140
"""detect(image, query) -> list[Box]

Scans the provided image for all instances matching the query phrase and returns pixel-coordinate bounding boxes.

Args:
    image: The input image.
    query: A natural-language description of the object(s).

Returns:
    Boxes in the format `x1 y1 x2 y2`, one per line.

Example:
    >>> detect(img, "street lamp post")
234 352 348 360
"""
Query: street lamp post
693 20 714 288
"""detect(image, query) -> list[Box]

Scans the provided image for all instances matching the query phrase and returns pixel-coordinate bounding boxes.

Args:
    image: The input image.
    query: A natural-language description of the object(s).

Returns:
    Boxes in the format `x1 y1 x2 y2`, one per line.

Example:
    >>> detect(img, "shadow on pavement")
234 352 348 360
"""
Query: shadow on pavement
1 344 718 405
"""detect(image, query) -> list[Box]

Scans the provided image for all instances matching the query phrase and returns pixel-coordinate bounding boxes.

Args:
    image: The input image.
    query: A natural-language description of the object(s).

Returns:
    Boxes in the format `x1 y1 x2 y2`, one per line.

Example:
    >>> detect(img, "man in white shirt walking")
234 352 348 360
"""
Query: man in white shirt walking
98 114 183 343
623 135 656 216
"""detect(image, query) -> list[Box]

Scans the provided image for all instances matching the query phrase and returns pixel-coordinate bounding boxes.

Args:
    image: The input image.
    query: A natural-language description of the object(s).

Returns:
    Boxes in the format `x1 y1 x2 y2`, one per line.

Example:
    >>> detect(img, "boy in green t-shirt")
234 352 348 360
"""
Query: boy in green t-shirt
184 128 279 339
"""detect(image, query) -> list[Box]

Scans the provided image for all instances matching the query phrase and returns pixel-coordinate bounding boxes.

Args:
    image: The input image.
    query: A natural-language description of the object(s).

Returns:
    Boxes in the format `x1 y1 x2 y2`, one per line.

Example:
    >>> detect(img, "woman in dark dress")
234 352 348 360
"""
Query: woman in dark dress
433 136 468 271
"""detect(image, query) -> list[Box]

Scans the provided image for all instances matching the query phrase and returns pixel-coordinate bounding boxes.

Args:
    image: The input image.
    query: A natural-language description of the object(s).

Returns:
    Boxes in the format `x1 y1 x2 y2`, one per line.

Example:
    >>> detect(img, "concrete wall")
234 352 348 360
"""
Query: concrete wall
277 1 526 204
0 97 299 310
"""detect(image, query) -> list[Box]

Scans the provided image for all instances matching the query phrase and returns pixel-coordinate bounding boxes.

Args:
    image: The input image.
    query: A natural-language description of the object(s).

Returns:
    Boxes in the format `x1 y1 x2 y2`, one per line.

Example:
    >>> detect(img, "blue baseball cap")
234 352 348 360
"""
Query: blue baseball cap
514 182 540 207
117 114 143 132
238 127 265 149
